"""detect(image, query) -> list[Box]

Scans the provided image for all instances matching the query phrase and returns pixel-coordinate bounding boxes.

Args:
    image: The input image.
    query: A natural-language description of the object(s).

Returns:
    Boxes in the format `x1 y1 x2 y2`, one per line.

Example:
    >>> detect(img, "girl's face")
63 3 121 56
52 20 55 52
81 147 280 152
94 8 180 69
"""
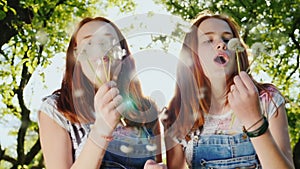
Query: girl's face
197 18 236 81
75 20 123 87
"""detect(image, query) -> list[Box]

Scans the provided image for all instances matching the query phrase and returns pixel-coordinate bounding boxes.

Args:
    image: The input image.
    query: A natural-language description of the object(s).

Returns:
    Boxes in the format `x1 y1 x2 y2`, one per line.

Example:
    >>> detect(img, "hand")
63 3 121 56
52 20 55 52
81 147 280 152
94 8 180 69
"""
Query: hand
144 160 167 169
93 81 125 135
228 71 262 128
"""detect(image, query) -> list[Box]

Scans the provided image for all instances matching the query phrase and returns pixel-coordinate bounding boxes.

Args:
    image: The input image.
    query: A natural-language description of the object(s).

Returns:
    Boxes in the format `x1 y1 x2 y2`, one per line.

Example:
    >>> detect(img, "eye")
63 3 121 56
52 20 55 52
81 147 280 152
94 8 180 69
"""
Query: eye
203 39 213 44
222 38 230 44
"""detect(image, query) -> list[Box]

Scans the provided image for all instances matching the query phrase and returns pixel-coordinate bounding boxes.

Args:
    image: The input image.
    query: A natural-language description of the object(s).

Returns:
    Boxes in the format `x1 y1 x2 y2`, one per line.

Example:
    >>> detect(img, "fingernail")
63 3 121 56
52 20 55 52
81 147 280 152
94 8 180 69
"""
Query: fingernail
108 81 117 87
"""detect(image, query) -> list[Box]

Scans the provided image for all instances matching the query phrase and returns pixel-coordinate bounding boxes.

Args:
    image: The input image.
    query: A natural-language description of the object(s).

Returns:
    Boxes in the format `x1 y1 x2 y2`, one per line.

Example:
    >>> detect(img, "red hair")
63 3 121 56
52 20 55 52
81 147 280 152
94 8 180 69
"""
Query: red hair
54 17 158 129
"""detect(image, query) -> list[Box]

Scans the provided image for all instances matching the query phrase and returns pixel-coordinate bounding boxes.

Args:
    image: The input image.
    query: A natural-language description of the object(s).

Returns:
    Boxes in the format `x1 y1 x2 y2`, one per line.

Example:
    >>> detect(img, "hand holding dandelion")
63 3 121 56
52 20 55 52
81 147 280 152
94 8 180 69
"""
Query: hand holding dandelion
228 38 244 74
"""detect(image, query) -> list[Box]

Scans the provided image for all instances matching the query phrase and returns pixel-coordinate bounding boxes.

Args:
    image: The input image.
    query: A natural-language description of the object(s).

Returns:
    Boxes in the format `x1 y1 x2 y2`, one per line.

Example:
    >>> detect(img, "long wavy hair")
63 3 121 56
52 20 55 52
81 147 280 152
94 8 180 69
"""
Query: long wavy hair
54 17 158 129
165 13 278 138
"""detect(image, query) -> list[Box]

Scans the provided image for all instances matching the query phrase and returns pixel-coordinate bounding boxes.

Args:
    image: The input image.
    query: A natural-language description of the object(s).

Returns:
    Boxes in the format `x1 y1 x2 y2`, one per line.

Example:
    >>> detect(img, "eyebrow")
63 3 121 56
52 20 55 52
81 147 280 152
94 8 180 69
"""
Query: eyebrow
199 31 233 37
82 35 93 40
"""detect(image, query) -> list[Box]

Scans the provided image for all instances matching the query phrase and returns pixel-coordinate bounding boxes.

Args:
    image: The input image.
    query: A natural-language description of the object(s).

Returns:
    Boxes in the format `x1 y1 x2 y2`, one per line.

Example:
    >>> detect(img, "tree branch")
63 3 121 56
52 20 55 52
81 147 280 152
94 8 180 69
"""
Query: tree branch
286 18 300 81
24 138 41 165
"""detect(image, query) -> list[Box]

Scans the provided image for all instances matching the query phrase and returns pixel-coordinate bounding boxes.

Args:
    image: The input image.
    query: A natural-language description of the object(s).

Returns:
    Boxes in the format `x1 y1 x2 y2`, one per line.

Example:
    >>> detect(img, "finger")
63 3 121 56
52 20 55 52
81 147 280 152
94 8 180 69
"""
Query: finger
112 95 123 108
115 102 127 115
230 84 236 93
144 159 156 165
228 88 234 101
96 81 117 98
102 87 119 105
239 71 258 92
144 160 164 169
233 75 246 94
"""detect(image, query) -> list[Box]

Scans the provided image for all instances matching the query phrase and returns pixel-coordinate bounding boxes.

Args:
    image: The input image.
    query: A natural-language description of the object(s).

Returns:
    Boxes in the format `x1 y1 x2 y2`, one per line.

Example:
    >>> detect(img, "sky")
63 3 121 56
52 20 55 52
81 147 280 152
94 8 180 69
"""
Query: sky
0 0 183 148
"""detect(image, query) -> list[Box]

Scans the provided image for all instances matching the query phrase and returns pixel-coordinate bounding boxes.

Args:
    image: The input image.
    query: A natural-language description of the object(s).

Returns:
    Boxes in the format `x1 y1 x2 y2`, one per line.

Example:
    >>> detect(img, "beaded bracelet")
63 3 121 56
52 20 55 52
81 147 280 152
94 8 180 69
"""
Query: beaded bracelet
243 116 269 138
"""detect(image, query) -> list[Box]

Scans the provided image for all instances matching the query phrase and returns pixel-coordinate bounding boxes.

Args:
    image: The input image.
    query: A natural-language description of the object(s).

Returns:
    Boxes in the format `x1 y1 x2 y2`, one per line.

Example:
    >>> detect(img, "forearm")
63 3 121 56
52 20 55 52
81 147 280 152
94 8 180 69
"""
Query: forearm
165 136 187 169
251 130 294 169
71 135 108 169
71 128 111 169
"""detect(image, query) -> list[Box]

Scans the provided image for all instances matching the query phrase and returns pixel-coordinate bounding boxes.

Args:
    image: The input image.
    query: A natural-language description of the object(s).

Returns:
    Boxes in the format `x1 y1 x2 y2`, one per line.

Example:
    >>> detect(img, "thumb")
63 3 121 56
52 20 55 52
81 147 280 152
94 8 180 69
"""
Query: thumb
144 160 167 169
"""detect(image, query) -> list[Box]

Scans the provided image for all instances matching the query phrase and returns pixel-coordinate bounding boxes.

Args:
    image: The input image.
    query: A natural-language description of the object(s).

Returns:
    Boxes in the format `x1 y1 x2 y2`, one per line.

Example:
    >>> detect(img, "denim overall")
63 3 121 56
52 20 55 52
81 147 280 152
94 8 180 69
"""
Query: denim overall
100 127 156 169
192 133 261 169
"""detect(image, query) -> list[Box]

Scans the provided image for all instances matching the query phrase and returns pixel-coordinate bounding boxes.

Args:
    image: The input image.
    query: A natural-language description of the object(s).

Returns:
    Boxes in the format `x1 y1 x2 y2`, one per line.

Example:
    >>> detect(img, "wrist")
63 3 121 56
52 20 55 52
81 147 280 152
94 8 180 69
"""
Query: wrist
90 122 114 137
243 115 264 131
243 116 269 138
88 126 114 148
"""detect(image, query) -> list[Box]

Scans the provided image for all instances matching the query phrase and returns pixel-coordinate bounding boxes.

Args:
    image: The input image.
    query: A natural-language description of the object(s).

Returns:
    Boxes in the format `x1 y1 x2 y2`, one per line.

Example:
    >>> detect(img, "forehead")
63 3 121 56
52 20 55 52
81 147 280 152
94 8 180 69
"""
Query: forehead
197 18 232 35
76 20 118 42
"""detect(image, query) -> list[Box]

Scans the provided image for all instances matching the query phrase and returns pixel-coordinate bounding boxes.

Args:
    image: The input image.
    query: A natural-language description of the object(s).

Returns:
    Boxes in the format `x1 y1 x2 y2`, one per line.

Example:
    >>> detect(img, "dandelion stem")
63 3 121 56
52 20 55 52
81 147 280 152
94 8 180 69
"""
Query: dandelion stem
108 57 111 81
236 51 241 74
87 59 103 84
102 57 109 81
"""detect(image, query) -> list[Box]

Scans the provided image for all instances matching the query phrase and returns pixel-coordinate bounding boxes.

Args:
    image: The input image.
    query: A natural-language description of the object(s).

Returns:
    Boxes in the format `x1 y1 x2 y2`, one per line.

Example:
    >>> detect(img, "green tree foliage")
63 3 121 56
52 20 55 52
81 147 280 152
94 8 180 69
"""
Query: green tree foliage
0 0 135 168
156 0 300 166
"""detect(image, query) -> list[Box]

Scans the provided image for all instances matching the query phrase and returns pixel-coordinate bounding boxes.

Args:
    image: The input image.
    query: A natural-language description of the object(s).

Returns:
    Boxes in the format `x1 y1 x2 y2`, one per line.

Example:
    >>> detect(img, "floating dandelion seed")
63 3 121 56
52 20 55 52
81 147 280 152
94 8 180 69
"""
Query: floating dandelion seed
158 107 168 121
228 38 244 74
74 89 84 98
180 49 193 67
120 145 133 153
178 22 192 33
146 144 157 151
197 87 207 99
36 29 48 45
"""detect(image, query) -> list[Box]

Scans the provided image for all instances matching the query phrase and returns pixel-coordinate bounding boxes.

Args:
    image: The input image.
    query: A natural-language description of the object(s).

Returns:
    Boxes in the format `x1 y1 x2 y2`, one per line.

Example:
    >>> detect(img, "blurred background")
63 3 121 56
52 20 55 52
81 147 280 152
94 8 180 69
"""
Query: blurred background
0 0 299 168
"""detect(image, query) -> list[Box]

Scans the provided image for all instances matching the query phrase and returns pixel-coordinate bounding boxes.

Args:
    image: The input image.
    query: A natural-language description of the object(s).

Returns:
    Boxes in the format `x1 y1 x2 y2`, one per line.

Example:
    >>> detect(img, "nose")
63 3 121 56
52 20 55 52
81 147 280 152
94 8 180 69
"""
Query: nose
216 41 227 50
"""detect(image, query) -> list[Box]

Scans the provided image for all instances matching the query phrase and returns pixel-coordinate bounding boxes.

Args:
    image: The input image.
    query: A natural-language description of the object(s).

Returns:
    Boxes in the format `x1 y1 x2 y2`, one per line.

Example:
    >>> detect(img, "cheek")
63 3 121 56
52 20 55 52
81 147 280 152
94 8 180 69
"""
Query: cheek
112 61 122 74
80 62 94 79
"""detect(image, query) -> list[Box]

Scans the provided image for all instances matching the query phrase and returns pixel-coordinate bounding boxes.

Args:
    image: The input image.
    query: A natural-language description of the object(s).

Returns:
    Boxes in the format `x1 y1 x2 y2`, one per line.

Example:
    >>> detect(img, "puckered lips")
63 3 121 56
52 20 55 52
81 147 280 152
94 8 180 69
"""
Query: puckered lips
102 55 110 62
214 52 229 66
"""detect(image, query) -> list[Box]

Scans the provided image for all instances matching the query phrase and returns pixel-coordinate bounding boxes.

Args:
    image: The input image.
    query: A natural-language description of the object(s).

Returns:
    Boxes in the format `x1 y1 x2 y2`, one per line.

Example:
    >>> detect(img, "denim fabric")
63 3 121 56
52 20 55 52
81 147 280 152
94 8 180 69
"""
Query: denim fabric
100 129 156 169
192 133 261 169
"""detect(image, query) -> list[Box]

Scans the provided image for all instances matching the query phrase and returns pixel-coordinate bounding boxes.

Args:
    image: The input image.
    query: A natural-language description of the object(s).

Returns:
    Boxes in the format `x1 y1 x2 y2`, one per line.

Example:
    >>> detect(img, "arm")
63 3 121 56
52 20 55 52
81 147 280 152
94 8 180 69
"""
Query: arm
39 81 124 169
39 112 107 169
228 71 294 169
165 137 187 169
250 104 294 168
39 112 73 168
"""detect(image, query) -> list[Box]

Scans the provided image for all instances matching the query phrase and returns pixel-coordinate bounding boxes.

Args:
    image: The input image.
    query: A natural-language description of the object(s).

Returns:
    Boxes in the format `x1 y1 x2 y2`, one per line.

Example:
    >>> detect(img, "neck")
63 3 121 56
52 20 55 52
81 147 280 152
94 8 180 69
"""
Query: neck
210 81 227 114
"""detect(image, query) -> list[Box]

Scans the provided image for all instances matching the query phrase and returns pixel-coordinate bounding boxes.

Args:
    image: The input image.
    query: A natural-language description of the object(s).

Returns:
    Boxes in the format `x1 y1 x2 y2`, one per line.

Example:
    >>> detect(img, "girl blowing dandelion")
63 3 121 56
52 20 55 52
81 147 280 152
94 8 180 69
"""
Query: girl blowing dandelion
38 17 166 169
164 12 294 169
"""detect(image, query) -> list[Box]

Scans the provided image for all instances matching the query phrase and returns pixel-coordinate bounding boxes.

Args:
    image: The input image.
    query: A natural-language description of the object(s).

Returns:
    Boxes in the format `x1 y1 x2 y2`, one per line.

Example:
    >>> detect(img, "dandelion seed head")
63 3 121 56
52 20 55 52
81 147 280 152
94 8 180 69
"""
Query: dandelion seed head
251 42 264 58
228 38 241 51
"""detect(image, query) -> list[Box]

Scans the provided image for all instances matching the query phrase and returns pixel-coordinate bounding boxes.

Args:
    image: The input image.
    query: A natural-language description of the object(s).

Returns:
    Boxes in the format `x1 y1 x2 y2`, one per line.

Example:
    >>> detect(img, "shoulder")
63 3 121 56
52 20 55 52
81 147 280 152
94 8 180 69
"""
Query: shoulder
38 94 70 131
259 85 285 118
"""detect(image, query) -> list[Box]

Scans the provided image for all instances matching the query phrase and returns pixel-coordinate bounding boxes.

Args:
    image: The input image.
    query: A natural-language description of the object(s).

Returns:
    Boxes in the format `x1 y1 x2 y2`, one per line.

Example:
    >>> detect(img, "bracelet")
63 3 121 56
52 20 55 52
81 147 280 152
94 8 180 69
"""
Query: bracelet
243 116 269 138
88 126 114 148
246 116 264 131
89 134 113 144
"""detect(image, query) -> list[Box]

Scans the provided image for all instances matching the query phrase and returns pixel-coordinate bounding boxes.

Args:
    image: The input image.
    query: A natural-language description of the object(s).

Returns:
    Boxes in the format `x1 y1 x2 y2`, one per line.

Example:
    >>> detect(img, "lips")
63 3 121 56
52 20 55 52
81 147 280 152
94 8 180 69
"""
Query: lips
102 55 109 62
214 53 229 66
